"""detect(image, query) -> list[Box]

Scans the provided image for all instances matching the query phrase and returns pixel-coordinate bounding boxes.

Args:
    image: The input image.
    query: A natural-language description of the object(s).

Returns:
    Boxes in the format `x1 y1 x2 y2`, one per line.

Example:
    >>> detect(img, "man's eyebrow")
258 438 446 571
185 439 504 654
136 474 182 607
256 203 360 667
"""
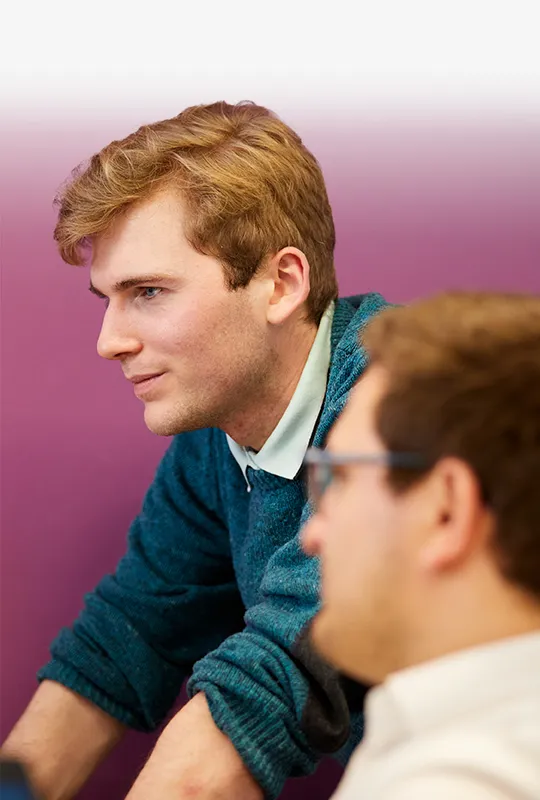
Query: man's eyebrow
89 274 178 297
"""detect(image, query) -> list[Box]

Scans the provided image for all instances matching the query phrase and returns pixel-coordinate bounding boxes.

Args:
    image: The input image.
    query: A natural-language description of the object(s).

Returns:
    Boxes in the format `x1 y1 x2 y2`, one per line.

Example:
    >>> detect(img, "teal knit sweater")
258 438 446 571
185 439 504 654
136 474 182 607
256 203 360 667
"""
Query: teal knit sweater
38 293 389 798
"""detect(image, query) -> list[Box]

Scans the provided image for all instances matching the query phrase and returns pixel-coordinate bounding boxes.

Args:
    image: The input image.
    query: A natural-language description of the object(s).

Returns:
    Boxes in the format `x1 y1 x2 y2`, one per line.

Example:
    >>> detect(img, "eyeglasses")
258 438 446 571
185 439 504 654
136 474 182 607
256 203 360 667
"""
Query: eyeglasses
303 446 428 510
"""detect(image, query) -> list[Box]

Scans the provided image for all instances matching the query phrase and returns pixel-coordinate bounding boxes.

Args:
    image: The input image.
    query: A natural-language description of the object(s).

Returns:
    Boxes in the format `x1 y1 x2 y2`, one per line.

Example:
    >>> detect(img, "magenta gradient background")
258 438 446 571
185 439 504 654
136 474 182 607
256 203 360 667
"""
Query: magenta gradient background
1 115 539 799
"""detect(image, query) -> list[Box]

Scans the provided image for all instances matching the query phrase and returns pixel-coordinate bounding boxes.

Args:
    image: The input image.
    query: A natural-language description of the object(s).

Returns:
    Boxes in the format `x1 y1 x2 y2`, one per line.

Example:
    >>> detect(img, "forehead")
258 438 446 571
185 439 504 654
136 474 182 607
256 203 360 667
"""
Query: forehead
91 190 189 275
328 366 388 452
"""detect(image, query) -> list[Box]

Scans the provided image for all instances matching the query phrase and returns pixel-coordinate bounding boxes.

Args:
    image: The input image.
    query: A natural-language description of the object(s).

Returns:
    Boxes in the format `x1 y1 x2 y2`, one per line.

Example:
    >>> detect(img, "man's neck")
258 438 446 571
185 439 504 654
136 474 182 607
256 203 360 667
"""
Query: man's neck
222 321 318 452
398 574 540 678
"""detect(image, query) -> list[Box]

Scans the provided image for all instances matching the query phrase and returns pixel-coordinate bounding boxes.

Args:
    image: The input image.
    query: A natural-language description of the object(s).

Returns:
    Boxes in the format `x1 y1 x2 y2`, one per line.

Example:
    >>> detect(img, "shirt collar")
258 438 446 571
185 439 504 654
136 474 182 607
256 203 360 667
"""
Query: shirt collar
363 631 540 751
227 302 335 484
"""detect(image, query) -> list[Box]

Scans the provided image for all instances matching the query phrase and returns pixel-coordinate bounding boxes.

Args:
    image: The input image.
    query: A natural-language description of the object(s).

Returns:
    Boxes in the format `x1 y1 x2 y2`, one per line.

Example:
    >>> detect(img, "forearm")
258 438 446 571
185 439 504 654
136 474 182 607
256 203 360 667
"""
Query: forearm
1 680 126 800
126 693 263 800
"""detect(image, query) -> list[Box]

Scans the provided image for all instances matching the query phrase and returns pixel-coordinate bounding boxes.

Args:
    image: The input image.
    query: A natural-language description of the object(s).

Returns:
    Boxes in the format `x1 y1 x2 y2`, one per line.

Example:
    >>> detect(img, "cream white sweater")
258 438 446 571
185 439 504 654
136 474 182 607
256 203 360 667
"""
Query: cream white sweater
333 632 540 799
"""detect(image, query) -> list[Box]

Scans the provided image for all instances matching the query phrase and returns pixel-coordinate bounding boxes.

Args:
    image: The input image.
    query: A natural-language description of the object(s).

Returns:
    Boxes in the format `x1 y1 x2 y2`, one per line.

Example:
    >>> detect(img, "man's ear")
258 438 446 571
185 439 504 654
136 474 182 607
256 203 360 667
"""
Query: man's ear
419 458 489 574
265 247 311 325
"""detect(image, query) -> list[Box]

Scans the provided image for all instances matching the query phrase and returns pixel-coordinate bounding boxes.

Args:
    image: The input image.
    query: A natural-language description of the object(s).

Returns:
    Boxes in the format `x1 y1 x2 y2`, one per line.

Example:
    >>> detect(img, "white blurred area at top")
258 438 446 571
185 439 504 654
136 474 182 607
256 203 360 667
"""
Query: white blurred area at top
1 0 540 121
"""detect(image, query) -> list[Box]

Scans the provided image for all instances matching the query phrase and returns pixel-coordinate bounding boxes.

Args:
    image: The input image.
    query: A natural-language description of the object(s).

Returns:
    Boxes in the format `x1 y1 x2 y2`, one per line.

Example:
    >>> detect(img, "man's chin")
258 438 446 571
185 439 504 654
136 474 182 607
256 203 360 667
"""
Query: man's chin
142 402 205 437
310 610 340 667
311 609 362 678
142 405 181 437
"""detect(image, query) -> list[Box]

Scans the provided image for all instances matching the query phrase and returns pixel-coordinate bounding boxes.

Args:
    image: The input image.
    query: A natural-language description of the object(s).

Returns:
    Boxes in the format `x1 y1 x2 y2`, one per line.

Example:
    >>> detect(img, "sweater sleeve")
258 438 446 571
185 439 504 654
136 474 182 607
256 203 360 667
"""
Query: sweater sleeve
187 499 364 800
38 430 245 731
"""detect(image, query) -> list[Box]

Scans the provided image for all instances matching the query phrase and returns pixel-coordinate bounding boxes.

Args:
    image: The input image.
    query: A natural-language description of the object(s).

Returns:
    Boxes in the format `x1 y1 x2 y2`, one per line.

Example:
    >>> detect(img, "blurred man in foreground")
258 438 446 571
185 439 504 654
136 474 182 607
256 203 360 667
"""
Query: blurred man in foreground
303 291 540 799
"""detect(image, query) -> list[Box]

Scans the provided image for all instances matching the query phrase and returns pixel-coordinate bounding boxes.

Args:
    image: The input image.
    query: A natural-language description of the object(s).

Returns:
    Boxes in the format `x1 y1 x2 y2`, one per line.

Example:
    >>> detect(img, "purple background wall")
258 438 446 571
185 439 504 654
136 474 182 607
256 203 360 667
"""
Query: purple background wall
1 115 539 798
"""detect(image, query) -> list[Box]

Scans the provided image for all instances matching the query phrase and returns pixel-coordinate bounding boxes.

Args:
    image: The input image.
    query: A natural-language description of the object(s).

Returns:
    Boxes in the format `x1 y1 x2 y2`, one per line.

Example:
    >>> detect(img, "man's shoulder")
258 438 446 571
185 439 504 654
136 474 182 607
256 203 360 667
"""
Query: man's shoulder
392 727 540 799
313 294 391 446
327 293 392 392
332 293 393 357
340 717 540 800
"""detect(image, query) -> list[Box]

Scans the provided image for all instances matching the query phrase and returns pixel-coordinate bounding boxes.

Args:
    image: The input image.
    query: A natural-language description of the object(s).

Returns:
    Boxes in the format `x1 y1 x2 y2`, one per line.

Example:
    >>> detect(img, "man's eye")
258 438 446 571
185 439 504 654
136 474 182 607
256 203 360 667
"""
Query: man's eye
139 287 162 300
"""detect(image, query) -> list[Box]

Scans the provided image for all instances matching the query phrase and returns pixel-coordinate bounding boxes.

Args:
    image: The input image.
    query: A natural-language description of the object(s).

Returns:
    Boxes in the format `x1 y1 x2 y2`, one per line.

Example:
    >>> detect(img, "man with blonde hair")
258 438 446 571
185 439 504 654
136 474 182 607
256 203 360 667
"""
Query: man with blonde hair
303 291 540 799
3 102 388 799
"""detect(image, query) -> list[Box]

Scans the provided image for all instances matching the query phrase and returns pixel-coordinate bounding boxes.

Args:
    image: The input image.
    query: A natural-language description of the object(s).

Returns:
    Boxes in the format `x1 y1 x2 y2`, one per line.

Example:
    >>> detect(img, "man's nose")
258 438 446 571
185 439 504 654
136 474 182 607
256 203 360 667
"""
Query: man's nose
301 513 325 557
97 308 142 361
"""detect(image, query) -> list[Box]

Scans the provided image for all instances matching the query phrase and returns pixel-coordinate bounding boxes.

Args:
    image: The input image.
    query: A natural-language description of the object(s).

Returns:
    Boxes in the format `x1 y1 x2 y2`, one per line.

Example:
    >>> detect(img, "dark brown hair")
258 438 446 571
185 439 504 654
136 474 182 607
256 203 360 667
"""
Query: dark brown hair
363 291 540 597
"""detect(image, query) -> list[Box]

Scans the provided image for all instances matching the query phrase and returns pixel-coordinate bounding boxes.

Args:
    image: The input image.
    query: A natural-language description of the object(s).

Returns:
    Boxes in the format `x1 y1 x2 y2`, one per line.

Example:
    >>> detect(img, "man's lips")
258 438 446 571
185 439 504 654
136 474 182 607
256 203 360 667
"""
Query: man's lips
126 372 165 384
126 372 166 397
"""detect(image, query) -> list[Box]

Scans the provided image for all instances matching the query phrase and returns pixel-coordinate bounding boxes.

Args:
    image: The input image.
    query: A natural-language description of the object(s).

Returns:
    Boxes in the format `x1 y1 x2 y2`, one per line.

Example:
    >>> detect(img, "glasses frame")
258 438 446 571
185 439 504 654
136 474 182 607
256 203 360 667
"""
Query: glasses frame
303 446 428 509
